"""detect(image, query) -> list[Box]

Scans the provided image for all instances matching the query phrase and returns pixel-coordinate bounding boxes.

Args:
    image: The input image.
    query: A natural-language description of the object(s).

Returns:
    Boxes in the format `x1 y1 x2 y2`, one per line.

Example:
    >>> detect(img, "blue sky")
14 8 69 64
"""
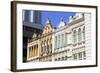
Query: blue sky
41 11 76 28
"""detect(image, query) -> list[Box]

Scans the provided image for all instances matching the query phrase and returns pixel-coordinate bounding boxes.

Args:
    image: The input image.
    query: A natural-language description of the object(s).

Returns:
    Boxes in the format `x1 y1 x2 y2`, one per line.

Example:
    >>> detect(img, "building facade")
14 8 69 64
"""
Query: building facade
23 10 43 62
27 18 53 62
26 13 91 62
53 13 89 61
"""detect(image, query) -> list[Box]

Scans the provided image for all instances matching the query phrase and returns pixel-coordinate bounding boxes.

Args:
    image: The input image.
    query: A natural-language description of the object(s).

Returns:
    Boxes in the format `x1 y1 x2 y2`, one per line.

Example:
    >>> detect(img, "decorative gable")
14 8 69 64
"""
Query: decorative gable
43 18 52 34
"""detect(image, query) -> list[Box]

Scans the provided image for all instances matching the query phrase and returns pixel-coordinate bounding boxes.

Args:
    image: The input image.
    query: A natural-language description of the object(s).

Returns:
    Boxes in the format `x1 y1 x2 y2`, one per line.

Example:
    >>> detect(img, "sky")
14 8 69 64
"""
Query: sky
41 11 76 28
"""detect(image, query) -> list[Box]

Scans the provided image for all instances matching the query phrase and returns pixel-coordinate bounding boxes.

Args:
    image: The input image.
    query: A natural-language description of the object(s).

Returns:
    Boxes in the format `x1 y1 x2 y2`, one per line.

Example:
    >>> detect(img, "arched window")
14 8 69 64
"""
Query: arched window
45 40 47 54
65 33 67 46
58 35 60 48
62 34 64 47
41 47 43 56
83 26 85 40
46 40 49 53
46 45 49 54
78 28 82 42
41 41 43 55
55 36 57 49
44 46 46 54
47 40 49 54
73 30 77 43
50 44 52 54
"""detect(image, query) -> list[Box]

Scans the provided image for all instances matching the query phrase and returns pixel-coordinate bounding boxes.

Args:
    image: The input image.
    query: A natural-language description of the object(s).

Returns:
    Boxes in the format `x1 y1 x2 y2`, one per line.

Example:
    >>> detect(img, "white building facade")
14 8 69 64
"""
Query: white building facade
52 13 91 61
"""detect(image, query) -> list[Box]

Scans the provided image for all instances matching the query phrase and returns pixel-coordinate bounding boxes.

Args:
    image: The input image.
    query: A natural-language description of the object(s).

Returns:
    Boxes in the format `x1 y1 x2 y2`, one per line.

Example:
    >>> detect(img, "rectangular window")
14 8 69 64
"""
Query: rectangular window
55 59 57 61
73 54 77 60
65 56 67 60
62 57 64 61
29 47 31 58
78 52 82 60
83 51 86 60
58 58 60 61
